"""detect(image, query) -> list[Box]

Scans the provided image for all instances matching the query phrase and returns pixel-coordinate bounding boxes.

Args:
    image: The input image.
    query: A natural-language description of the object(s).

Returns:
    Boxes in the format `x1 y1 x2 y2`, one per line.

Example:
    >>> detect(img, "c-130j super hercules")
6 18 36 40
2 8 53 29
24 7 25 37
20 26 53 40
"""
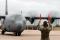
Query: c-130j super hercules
0 0 60 36
0 13 60 36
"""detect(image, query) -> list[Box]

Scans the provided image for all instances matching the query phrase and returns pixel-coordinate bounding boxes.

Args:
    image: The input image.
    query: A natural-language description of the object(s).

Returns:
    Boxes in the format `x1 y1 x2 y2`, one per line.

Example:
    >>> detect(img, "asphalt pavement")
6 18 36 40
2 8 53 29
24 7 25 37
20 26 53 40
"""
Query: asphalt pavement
0 30 60 40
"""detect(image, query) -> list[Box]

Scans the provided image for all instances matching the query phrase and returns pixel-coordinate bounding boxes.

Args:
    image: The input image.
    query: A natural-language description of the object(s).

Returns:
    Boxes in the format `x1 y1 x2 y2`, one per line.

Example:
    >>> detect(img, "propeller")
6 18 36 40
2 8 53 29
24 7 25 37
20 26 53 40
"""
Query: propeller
25 16 60 24
25 17 35 24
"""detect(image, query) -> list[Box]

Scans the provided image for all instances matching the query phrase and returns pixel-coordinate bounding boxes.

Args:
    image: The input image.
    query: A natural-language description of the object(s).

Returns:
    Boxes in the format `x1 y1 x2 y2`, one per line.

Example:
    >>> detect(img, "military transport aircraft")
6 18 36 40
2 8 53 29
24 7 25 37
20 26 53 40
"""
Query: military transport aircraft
0 0 60 36
0 13 60 36
0 14 26 36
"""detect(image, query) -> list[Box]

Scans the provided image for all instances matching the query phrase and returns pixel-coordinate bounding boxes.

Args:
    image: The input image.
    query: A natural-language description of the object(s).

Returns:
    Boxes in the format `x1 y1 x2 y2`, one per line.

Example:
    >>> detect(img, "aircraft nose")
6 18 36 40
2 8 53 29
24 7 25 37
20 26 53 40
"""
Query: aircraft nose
15 23 22 32
15 21 23 26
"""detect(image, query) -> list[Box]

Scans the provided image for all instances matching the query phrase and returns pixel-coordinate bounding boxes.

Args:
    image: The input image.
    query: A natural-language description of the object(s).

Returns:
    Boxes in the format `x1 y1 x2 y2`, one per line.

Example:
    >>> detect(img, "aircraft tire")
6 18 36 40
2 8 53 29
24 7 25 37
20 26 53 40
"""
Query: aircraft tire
1 30 6 35
17 32 21 36
14 32 17 36
14 32 21 36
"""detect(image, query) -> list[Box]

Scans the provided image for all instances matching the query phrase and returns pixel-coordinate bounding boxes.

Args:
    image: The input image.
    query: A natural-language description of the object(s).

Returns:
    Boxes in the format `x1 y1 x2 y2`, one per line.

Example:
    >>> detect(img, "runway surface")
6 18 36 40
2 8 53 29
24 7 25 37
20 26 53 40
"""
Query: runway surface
0 30 60 40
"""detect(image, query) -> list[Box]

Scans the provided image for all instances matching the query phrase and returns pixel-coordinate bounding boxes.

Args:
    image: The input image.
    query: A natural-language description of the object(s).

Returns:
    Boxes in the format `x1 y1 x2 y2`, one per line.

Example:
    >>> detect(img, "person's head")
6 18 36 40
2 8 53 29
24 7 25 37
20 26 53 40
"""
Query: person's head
43 21 48 27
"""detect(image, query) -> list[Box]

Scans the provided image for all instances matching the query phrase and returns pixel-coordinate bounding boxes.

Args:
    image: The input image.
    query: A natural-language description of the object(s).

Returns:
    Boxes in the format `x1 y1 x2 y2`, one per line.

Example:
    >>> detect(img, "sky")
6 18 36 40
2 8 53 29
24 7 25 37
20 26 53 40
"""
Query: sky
0 0 60 16
0 0 60 25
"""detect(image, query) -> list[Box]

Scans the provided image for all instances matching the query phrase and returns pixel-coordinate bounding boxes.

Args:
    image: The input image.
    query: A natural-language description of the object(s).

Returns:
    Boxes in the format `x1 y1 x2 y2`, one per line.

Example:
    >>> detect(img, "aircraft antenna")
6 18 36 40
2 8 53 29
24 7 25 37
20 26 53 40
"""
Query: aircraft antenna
21 10 22 15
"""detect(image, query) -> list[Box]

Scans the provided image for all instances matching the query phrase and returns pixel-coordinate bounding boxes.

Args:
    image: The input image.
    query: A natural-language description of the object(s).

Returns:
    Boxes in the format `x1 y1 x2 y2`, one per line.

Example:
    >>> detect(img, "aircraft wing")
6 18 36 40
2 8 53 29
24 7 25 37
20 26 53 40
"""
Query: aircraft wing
25 17 60 24
0 16 6 20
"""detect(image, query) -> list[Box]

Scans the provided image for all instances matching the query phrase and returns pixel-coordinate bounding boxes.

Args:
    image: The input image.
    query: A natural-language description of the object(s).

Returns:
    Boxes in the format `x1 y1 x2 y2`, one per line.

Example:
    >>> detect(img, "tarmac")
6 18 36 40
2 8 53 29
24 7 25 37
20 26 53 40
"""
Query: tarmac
0 30 60 40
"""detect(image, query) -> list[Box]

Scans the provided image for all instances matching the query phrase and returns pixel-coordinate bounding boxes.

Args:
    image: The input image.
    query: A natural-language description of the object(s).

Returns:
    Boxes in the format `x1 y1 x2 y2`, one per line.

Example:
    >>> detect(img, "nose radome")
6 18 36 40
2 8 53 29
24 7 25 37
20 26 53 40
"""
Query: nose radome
16 21 23 26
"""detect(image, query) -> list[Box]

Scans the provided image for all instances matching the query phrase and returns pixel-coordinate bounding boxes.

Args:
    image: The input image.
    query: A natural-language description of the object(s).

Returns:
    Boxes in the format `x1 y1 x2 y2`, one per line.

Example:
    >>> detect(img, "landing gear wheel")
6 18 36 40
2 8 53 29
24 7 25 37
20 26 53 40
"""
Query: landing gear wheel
17 32 21 36
15 32 17 36
1 30 5 35
14 32 21 36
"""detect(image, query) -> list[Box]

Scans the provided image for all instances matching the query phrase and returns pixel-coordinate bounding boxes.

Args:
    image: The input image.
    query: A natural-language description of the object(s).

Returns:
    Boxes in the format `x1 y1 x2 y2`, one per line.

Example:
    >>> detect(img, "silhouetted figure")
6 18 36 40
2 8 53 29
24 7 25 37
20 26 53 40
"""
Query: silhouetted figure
39 21 52 40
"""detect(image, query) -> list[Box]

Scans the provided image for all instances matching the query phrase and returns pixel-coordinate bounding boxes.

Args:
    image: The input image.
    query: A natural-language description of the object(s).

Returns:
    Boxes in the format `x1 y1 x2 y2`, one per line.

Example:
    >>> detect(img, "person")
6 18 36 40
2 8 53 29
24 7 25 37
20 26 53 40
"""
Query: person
38 21 52 40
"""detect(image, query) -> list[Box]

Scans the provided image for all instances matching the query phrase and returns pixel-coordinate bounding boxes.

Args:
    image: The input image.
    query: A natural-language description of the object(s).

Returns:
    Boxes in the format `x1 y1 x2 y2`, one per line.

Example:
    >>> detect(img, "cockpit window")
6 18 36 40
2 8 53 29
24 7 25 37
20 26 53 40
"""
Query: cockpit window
10 14 23 21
